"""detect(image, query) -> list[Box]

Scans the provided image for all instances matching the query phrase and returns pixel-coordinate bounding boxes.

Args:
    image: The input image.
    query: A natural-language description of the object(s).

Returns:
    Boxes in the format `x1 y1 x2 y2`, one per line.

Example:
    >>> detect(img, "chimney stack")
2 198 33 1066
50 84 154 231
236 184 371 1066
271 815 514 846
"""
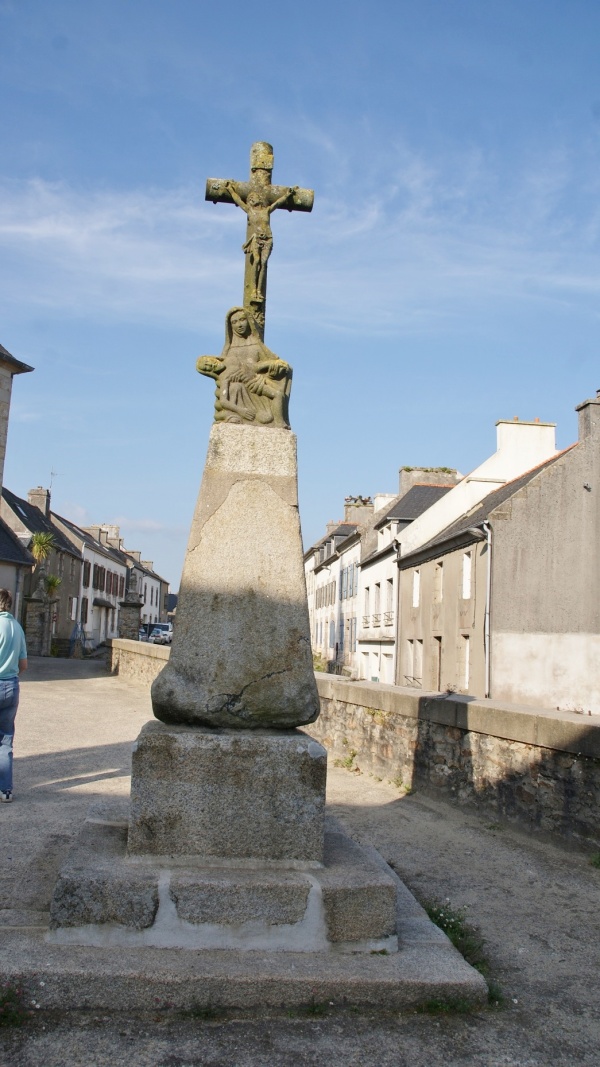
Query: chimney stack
27 486 51 517
576 391 600 440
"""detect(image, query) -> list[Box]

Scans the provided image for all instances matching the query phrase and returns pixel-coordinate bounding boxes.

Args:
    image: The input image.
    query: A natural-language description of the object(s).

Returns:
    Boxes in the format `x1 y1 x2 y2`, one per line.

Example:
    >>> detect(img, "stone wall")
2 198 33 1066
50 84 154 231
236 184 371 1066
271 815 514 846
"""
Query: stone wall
313 675 600 846
108 638 169 688
107 641 600 845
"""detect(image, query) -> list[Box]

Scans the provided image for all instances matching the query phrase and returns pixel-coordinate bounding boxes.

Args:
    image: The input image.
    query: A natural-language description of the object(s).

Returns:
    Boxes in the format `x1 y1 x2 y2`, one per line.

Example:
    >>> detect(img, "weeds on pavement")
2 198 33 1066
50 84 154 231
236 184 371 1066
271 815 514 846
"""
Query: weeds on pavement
0 982 30 1027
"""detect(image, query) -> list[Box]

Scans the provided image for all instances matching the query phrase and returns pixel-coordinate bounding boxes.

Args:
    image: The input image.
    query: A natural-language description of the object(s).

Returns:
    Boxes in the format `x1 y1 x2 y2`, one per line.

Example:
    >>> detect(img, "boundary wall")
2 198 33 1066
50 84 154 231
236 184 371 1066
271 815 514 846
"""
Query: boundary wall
107 640 600 845
108 638 169 689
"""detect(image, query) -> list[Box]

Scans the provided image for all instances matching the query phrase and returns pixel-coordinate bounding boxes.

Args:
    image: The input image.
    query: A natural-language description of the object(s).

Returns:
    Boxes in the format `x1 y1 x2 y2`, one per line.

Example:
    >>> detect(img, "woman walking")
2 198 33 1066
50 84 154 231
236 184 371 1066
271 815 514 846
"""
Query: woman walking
0 589 27 802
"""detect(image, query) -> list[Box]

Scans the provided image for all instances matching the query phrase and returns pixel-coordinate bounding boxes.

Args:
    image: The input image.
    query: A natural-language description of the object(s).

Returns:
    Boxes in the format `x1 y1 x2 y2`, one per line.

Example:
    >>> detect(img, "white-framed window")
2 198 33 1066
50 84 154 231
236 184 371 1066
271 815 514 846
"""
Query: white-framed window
462 552 472 600
412 570 420 608
386 578 394 611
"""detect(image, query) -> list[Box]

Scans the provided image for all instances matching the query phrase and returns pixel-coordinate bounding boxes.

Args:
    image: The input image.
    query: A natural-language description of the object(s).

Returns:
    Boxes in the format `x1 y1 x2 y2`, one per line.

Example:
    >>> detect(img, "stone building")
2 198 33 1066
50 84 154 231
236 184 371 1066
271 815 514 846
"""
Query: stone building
51 514 128 648
1 487 83 649
85 525 169 628
358 477 458 683
305 496 376 675
0 344 36 612
395 391 600 712
0 343 33 492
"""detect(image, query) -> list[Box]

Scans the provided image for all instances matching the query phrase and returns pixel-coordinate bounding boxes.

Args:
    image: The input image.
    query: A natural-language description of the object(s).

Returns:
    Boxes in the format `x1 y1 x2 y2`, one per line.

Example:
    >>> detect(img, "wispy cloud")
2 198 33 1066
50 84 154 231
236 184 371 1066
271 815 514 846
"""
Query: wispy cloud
1 137 599 338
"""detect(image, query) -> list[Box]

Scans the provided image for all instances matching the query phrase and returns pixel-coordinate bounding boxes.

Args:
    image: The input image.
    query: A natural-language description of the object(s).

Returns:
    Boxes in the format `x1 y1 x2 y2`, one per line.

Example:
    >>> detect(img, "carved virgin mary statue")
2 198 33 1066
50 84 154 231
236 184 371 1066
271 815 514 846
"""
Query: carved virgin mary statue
196 307 292 429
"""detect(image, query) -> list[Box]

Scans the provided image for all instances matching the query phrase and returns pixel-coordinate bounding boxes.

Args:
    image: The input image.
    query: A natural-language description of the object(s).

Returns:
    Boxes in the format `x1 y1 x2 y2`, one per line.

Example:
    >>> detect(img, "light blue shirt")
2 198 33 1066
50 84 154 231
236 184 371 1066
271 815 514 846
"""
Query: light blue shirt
0 613 27 679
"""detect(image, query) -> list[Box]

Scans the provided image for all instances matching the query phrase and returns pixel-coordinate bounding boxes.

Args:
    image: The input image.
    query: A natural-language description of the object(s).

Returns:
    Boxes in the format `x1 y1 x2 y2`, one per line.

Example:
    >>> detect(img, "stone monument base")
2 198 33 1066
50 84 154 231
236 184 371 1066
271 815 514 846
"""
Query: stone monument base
127 722 327 864
48 805 398 953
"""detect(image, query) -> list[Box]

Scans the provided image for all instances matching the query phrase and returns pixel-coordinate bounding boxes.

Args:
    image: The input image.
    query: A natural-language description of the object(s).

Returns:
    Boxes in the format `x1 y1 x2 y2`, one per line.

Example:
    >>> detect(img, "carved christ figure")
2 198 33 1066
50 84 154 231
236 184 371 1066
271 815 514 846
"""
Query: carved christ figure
197 307 292 429
225 181 297 301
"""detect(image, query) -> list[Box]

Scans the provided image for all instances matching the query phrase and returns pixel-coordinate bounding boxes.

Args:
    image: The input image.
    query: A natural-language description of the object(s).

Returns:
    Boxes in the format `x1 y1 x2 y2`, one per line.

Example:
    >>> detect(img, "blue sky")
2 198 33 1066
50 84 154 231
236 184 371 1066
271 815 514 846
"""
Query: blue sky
1 0 600 587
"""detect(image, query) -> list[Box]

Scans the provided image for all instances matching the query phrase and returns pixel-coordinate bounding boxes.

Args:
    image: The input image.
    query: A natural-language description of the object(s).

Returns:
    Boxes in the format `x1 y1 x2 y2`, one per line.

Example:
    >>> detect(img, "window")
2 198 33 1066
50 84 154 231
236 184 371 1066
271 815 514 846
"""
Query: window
57 552 64 577
341 568 347 600
106 572 112 595
349 616 357 653
80 597 88 625
70 557 76 581
406 639 414 681
433 636 442 690
119 575 125 597
338 615 344 651
329 620 335 648
382 653 393 684
433 561 443 603
460 634 470 689
462 552 472 600
414 639 423 683
92 565 99 590
412 570 420 608
83 561 91 588
69 596 77 621
364 586 370 614
386 578 394 611
354 563 359 596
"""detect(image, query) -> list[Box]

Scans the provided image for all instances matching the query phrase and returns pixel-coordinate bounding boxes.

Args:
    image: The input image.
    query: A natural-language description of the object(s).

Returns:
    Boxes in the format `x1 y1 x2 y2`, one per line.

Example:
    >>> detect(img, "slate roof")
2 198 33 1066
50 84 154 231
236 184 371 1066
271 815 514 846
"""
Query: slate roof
51 513 121 564
2 488 81 558
0 516 35 566
399 448 575 567
121 550 169 585
0 343 34 374
374 484 453 528
328 523 357 540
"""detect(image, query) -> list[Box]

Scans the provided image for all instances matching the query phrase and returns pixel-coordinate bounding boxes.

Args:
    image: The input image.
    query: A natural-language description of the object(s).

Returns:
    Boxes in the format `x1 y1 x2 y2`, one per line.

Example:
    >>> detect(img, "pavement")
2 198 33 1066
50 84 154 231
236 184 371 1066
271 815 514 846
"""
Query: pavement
1 656 600 1065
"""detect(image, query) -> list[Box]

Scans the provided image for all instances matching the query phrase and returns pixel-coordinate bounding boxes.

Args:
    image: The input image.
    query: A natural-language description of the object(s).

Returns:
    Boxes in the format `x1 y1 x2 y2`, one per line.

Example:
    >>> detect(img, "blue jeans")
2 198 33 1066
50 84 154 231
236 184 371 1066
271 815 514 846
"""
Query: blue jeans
0 677 19 794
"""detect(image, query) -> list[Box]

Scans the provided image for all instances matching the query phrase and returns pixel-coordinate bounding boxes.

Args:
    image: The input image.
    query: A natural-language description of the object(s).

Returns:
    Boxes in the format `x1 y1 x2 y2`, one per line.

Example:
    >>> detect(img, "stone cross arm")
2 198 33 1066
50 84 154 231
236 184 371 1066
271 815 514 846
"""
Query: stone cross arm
205 179 314 213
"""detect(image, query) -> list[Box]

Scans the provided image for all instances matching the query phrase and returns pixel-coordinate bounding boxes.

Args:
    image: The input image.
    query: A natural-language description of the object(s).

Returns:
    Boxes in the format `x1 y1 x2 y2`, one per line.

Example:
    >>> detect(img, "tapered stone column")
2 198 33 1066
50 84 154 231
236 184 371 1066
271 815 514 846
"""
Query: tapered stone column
151 423 319 730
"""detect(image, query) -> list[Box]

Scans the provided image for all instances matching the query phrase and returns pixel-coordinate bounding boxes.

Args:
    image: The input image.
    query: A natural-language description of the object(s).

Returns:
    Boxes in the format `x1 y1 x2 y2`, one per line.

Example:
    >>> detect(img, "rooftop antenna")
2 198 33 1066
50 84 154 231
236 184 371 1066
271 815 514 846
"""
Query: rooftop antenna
49 468 59 492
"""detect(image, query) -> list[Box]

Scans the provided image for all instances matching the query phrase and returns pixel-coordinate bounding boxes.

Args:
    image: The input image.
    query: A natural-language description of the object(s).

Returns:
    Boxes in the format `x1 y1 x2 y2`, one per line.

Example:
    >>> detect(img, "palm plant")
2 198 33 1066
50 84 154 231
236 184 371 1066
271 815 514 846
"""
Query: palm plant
29 531 56 596
30 531 56 564
43 574 62 598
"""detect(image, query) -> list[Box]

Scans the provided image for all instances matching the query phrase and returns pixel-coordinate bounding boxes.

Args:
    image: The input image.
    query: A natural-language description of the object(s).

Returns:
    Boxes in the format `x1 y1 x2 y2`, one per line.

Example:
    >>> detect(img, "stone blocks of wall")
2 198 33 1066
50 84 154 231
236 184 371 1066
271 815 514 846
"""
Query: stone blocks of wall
312 676 600 846
108 639 169 688
107 641 600 846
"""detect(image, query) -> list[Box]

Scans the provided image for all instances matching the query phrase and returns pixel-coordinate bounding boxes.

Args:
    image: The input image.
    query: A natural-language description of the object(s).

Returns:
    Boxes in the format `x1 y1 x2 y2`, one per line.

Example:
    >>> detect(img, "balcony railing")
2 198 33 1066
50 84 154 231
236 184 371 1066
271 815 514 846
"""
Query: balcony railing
371 612 381 627
383 610 394 626
362 615 370 628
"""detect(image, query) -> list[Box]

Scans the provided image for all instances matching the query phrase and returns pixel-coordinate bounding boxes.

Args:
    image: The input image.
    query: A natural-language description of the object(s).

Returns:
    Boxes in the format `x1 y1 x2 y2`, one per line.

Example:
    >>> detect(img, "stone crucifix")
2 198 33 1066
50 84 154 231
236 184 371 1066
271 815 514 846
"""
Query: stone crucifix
205 142 314 338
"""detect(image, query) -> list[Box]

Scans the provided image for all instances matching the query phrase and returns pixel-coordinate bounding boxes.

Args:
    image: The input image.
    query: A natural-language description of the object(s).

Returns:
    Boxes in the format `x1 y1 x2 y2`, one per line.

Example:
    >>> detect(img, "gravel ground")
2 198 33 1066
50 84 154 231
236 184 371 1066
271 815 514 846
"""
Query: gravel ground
1 657 599 1066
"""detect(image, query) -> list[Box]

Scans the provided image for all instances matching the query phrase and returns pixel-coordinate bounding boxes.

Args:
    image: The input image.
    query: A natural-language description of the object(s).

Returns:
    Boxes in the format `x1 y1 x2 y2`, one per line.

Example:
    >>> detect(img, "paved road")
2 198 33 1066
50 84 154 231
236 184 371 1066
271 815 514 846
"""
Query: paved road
1 657 599 1065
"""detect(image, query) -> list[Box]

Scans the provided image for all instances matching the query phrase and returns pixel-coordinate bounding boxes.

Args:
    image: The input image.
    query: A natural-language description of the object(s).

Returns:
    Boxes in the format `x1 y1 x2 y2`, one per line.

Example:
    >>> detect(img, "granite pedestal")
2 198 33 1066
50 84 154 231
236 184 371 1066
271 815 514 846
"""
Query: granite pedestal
127 722 326 864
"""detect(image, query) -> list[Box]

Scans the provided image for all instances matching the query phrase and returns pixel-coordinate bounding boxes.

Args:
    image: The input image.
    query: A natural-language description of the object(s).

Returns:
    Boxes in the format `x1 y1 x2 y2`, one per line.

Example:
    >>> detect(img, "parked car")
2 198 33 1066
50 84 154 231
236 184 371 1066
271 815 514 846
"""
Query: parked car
148 623 173 645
